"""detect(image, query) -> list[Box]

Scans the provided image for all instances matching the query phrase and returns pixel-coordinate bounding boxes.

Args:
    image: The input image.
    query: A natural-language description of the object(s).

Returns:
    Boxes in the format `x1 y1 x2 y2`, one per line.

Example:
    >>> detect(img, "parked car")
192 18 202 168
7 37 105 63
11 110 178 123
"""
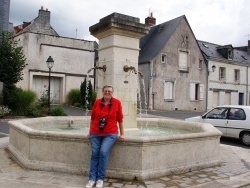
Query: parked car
185 105 250 146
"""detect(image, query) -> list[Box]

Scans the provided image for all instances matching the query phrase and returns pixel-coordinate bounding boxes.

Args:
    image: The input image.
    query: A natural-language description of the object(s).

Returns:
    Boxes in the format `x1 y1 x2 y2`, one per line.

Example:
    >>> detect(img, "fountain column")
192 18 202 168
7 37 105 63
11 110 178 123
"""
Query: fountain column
89 13 149 129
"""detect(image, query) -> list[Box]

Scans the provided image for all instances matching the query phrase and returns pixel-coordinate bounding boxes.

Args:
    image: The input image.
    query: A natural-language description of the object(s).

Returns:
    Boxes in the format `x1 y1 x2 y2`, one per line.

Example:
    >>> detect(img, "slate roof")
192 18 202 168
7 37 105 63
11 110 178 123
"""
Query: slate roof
198 40 250 66
139 15 186 63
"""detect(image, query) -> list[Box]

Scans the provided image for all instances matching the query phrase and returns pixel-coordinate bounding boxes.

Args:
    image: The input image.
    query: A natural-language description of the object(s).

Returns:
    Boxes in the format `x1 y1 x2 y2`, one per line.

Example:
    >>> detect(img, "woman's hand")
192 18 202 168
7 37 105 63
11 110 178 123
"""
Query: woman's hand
118 135 124 141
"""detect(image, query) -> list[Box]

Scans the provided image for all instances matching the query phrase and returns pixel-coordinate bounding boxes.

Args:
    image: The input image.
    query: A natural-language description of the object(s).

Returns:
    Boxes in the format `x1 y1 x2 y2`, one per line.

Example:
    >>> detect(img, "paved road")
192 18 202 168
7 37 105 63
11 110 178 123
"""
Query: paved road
144 109 204 120
0 121 8 138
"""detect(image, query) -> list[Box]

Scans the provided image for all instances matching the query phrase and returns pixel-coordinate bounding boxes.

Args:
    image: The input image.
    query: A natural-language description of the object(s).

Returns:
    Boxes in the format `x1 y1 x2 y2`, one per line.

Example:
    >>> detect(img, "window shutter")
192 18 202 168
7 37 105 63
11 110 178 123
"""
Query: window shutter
179 51 188 68
164 81 173 100
190 83 195 100
199 84 204 100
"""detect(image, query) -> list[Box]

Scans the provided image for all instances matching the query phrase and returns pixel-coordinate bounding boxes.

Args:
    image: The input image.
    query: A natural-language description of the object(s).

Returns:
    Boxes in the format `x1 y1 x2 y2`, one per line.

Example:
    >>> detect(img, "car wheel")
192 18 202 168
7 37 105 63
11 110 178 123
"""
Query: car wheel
241 132 250 146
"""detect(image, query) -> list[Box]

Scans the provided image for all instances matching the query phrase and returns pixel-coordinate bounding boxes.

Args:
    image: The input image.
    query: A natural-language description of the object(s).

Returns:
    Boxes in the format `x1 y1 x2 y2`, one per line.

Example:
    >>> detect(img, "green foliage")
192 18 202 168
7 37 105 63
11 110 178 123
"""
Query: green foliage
2 84 37 116
0 105 11 117
2 84 18 109
50 105 67 116
0 31 27 85
27 103 43 117
80 78 87 107
67 89 81 106
13 88 37 116
39 90 48 108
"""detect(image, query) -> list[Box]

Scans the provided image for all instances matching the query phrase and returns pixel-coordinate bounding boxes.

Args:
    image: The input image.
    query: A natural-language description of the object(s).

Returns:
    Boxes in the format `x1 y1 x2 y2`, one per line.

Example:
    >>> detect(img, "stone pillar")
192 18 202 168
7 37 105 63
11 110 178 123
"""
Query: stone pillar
89 13 149 129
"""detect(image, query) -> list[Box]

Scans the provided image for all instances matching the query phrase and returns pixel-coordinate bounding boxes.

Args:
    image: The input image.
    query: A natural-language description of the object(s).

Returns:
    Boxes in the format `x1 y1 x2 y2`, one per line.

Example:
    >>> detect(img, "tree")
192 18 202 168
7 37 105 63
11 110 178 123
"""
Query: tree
0 31 27 85
0 31 27 108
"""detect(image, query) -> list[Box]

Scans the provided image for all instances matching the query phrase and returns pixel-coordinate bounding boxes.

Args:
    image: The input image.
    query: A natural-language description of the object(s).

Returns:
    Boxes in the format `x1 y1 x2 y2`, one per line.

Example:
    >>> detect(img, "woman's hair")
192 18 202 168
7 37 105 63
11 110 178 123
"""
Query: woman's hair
102 85 113 92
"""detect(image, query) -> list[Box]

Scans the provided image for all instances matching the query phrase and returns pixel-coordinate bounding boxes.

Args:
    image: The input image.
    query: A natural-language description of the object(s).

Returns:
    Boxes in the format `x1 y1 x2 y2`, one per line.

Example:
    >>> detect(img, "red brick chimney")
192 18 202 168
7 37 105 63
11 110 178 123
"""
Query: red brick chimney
145 12 156 27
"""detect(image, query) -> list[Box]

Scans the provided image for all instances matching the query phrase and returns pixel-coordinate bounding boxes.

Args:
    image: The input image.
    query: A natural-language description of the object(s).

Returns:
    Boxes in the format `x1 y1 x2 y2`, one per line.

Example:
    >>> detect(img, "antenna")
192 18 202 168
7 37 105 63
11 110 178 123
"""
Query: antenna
75 29 77 38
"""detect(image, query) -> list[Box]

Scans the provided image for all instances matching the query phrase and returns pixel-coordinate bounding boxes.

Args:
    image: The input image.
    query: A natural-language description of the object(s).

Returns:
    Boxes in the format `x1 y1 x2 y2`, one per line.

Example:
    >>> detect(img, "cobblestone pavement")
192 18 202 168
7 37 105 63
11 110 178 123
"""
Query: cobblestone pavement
0 136 250 188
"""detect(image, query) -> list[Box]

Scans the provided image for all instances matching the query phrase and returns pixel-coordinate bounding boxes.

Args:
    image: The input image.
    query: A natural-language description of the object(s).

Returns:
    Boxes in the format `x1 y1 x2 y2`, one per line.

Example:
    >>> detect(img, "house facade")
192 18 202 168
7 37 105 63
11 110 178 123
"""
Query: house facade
139 15 207 112
13 7 97 103
198 40 250 110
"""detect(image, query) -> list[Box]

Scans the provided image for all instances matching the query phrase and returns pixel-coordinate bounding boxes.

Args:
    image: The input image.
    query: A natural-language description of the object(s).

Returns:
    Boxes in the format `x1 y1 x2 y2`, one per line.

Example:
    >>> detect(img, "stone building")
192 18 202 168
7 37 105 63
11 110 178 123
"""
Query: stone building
0 0 10 31
13 7 97 103
198 40 250 110
139 14 207 112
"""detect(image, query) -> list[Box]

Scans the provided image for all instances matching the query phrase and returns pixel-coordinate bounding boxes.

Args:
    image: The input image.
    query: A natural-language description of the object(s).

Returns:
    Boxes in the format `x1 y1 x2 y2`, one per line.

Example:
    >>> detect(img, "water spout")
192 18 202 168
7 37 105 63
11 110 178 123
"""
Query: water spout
68 120 73 128
87 65 106 73
123 65 137 74
138 71 143 78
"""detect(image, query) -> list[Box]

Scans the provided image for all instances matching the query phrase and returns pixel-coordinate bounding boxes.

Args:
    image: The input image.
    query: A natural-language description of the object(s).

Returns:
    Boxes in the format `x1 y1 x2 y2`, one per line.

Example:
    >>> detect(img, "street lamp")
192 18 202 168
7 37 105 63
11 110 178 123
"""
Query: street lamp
208 65 216 75
46 56 54 114
211 65 216 72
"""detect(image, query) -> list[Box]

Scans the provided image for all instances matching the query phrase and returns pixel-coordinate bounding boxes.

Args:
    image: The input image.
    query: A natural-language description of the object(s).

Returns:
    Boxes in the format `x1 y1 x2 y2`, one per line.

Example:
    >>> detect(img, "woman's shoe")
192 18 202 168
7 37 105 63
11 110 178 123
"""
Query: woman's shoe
85 180 95 188
96 180 103 188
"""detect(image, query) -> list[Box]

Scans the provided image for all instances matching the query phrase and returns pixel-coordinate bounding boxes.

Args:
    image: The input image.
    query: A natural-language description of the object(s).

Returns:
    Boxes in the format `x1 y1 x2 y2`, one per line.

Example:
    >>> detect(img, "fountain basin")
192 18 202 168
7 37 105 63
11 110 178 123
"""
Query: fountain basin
8 116 222 180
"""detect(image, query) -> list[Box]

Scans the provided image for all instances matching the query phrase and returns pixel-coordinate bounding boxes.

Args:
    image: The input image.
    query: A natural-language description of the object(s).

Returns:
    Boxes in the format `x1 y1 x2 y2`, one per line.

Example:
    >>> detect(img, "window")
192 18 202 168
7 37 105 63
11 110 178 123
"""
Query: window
178 51 188 71
204 107 229 119
190 83 204 101
228 49 233 59
199 60 202 70
228 108 246 120
164 81 174 100
219 67 226 80
234 69 240 82
161 54 167 63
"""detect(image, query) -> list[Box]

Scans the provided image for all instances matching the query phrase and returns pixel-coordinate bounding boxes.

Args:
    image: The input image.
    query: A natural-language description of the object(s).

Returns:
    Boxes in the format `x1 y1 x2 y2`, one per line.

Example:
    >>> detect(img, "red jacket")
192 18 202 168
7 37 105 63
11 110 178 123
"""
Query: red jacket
90 97 123 135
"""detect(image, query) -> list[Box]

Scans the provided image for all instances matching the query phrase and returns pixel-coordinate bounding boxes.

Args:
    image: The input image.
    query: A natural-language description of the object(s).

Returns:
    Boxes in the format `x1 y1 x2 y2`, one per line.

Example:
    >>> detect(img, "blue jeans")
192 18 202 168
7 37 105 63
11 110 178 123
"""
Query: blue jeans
89 134 118 181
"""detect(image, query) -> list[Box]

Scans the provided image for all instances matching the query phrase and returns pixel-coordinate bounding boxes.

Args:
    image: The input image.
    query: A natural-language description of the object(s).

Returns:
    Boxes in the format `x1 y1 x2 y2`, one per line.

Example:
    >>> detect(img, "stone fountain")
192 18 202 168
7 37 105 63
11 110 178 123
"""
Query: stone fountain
7 12 222 180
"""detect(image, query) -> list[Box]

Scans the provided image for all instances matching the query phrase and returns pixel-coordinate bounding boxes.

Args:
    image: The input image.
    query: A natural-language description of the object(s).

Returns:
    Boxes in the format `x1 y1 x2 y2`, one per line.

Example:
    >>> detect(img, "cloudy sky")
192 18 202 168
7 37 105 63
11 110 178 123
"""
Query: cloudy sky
9 0 250 47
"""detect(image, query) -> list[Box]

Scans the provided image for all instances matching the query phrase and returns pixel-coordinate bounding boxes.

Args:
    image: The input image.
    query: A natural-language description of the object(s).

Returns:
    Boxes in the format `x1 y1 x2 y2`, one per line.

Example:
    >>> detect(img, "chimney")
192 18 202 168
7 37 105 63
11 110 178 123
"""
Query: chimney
38 6 51 27
248 40 250 54
145 12 156 27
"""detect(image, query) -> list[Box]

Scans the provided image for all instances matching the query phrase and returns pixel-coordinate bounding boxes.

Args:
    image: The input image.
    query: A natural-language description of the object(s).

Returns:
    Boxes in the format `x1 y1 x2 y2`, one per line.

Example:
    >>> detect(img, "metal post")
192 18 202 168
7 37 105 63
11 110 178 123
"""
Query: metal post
48 67 51 113
46 56 54 114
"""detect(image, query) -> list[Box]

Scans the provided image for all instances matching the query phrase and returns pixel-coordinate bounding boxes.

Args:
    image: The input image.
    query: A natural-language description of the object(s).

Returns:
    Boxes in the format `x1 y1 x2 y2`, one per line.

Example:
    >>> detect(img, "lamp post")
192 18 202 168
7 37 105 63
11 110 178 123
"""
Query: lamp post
46 56 54 114
208 65 216 75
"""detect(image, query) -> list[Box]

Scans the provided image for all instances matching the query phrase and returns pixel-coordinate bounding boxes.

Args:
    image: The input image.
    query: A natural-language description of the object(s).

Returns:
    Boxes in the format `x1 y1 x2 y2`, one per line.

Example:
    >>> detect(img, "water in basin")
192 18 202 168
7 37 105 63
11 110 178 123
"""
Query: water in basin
26 122 197 137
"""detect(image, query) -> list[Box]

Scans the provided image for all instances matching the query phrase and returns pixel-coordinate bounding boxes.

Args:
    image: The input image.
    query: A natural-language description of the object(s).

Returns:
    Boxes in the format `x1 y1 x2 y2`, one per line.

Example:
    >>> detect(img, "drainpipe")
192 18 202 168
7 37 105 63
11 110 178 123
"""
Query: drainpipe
149 60 153 110
93 48 98 91
247 66 249 105
206 60 209 111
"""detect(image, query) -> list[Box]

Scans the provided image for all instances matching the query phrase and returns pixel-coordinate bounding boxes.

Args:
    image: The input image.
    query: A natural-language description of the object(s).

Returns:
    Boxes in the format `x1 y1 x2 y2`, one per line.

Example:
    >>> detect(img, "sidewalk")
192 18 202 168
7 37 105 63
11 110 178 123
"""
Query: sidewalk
0 136 250 188
1 106 250 187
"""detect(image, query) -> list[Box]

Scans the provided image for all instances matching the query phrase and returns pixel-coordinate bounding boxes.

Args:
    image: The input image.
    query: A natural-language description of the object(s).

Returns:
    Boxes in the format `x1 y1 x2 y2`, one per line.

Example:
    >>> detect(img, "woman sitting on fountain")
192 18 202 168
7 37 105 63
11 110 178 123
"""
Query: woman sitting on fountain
86 85 124 188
